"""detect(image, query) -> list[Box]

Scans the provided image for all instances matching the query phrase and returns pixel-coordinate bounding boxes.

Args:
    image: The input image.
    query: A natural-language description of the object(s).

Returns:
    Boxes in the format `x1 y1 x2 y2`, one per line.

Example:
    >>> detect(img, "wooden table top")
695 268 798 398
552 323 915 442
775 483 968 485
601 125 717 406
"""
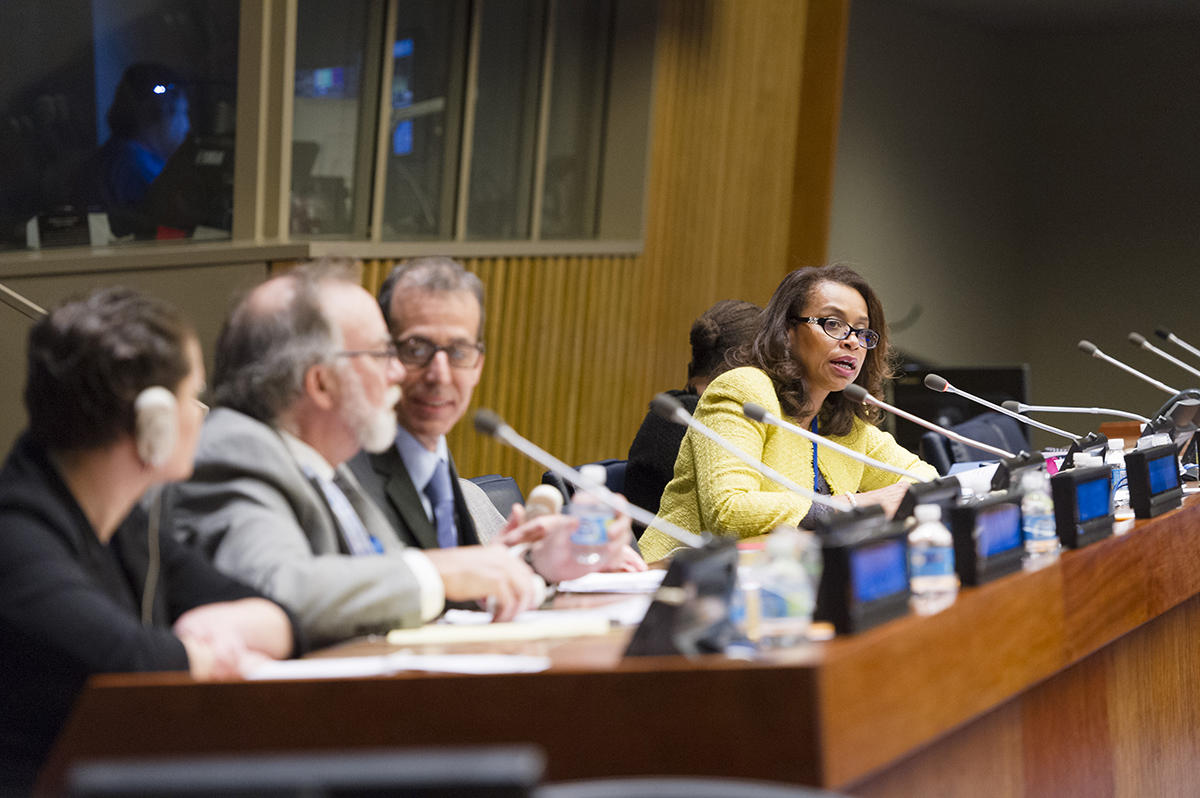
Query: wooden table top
39 493 1200 793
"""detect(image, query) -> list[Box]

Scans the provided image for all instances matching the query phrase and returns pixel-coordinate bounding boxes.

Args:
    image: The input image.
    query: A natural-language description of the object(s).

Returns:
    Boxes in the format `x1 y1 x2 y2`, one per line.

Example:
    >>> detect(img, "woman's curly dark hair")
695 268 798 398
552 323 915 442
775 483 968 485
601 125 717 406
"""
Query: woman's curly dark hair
725 264 895 436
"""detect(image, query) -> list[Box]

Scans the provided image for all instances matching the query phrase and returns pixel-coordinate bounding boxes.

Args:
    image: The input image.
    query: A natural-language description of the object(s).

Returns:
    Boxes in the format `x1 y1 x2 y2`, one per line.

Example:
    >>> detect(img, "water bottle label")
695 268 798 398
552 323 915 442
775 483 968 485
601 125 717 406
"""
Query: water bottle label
759 585 812 619
1022 514 1056 539
909 546 954 579
570 509 612 546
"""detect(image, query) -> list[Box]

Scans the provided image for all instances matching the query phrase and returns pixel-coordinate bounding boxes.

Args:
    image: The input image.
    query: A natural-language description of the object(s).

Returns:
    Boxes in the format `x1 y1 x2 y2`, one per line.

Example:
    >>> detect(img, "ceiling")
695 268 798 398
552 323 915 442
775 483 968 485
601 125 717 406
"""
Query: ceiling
872 0 1200 29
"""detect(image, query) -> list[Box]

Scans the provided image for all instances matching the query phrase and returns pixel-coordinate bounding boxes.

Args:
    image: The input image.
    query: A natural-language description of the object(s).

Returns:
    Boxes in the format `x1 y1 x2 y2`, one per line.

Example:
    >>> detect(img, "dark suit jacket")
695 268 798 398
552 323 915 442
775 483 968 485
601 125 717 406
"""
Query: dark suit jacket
348 446 481 550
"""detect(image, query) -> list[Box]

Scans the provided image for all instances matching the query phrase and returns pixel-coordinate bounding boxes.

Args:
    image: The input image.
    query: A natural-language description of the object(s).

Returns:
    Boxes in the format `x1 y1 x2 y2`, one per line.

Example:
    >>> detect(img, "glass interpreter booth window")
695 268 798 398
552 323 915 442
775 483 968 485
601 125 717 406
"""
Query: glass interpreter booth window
292 0 654 244
0 0 239 252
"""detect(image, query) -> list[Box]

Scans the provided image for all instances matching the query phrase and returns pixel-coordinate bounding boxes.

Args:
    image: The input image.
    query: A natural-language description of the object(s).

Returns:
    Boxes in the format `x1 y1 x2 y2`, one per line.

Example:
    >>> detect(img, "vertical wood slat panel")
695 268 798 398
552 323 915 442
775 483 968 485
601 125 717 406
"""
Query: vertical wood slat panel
354 1 816 496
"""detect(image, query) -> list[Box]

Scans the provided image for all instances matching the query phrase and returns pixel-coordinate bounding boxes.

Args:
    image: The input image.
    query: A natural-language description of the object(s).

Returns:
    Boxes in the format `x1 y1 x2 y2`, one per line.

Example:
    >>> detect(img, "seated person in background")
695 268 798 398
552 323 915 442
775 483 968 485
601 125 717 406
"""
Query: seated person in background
168 261 632 648
349 257 643 573
625 299 761 533
0 288 295 791
76 63 191 235
638 264 938 563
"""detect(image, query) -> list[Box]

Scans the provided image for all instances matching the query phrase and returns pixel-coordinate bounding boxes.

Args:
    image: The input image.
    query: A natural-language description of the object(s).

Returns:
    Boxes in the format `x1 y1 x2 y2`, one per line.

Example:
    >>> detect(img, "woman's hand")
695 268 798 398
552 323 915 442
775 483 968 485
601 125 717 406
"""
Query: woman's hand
847 482 911 518
173 598 294 680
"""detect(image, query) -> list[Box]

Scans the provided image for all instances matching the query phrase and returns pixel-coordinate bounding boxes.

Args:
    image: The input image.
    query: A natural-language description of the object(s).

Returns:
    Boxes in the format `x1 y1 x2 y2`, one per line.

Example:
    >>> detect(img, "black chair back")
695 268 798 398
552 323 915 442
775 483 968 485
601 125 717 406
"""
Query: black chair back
469 474 525 516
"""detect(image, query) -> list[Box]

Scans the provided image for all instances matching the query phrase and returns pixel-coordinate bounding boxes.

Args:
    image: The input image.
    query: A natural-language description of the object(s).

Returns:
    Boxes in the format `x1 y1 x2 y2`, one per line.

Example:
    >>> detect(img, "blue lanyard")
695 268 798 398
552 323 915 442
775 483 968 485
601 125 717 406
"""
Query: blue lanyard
811 416 819 492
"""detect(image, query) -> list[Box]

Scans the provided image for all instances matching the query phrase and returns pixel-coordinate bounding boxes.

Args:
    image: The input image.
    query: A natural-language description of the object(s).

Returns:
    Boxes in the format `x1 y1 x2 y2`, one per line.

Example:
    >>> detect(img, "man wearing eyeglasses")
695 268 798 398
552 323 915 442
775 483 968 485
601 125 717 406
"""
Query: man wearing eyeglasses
167 261 544 646
347 258 493 550
349 258 643 573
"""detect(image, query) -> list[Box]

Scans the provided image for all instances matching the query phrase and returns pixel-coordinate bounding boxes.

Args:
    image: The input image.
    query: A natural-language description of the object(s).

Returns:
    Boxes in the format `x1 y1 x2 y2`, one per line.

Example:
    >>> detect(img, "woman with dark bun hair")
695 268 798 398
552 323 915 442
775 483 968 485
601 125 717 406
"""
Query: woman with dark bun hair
0 288 295 792
625 300 761 530
639 265 937 563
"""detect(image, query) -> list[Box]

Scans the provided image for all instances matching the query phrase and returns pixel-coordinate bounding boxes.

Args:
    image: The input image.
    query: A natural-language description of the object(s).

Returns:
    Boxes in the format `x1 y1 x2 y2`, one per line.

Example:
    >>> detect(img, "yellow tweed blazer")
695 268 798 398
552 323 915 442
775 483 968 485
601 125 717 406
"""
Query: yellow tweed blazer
638 367 937 563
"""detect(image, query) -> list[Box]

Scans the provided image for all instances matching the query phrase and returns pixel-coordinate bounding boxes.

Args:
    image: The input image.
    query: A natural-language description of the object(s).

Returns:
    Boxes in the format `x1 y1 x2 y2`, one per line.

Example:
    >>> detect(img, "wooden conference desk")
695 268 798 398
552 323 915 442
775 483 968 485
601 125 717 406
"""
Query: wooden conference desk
39 496 1200 798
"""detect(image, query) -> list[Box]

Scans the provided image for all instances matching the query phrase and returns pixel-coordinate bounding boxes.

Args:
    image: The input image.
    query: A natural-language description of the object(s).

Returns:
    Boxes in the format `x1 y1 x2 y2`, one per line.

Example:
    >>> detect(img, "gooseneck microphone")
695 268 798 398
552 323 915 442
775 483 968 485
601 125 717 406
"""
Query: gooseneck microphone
1129 332 1200 382
843 384 1015 459
650 393 850 512
1156 327 1200 364
742 402 930 483
0 282 47 321
924 373 1081 442
474 408 705 548
1001 400 1150 425
1078 340 1178 396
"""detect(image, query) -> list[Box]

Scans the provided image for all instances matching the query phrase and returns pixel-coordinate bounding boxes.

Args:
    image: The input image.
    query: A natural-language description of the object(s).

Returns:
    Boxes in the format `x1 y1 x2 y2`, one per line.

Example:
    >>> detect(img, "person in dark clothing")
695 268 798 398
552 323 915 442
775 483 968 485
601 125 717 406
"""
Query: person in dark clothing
625 300 762 534
75 63 191 235
0 288 296 793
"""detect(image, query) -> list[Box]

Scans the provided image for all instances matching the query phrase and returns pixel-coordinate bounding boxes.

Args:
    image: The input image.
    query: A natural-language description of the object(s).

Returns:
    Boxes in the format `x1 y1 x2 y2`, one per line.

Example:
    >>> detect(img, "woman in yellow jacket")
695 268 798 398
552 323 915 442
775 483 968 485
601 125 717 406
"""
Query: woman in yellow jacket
639 264 937 563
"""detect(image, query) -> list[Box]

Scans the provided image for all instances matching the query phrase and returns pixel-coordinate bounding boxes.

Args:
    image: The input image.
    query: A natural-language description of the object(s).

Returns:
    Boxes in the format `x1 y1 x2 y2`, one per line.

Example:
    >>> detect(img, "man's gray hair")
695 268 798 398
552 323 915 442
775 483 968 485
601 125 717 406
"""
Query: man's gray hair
377 256 486 340
210 259 358 423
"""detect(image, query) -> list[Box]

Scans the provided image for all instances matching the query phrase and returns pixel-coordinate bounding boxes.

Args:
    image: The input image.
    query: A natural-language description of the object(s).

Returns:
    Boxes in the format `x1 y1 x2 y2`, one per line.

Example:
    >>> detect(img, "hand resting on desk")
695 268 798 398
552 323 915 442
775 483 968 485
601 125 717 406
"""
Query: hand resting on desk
493 503 648 581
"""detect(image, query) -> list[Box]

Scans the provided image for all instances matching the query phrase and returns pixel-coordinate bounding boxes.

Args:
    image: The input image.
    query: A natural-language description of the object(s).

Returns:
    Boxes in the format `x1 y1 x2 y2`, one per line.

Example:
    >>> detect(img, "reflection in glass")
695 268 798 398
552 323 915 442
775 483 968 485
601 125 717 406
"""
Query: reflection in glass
292 1 376 238
380 0 467 240
0 0 238 251
466 0 546 240
540 0 614 240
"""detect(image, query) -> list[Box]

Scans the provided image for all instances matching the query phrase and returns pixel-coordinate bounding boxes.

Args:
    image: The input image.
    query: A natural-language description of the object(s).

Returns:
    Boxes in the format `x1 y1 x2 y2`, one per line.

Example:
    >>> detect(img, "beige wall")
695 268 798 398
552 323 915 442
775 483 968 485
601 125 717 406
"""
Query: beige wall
0 261 267 453
830 0 1200 444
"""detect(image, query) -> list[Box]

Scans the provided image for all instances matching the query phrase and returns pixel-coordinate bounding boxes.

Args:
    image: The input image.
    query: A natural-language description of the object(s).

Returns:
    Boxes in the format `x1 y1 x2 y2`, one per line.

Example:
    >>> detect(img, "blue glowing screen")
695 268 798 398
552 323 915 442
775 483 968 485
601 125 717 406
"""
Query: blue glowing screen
1148 455 1179 495
976 502 1022 557
1076 477 1111 523
850 539 908 604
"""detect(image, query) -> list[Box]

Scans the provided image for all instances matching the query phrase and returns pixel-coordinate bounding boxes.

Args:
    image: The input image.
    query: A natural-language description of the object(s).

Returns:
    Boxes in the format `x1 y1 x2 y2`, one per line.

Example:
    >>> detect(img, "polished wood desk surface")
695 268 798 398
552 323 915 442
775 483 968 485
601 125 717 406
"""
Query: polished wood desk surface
39 493 1200 797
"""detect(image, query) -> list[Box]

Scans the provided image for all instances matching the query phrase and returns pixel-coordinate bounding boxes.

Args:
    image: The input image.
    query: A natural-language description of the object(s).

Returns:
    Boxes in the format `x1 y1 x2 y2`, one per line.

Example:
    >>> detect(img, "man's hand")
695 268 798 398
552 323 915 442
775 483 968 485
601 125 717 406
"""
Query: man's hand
424 545 539 622
490 503 576 547
529 510 646 582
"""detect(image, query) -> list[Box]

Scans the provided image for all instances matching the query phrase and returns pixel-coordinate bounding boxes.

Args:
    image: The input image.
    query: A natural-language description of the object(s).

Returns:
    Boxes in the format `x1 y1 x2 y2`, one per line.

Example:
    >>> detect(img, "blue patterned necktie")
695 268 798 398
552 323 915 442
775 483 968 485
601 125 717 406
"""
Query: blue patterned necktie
424 458 458 549
303 466 382 556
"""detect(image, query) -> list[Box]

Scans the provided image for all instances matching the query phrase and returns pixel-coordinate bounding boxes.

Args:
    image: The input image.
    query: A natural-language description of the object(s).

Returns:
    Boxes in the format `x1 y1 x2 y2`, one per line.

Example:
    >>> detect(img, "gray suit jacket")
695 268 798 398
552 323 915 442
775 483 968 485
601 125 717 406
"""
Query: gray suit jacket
347 446 505 549
167 408 423 646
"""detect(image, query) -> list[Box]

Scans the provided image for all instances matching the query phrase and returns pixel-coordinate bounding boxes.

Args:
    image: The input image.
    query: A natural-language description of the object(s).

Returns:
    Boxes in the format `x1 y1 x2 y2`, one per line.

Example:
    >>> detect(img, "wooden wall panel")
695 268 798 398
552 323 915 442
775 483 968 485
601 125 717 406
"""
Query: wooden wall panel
348 1 819 495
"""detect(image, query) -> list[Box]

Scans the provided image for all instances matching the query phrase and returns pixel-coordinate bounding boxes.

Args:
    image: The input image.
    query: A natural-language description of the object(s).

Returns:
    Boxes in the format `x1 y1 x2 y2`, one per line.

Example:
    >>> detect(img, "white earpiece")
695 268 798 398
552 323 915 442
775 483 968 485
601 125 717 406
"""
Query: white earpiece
134 386 178 468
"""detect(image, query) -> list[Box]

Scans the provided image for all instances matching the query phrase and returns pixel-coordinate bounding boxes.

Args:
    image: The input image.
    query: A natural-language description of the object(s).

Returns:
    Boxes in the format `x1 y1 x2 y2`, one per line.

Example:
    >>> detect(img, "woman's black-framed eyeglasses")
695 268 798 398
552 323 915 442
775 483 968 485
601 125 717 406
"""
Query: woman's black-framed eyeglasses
796 317 879 349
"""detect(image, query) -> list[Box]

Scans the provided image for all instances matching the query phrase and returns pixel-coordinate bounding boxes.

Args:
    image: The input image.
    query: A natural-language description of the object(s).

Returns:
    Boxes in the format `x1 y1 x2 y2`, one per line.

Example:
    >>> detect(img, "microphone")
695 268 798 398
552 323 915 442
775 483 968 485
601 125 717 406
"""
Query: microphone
1129 332 1200 382
1078 340 1178 396
474 409 705 549
742 402 930 483
924 373 1080 442
0 282 47 321
1156 327 1200 364
650 394 850 512
1001 400 1150 425
843 384 1015 459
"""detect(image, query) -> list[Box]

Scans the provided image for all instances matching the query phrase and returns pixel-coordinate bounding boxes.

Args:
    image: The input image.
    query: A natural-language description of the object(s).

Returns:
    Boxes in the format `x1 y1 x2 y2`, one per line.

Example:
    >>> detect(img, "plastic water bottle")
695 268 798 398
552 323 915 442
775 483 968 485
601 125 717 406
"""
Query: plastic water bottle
567 464 615 564
1020 469 1058 556
1107 439 1130 517
907 504 957 615
744 527 822 646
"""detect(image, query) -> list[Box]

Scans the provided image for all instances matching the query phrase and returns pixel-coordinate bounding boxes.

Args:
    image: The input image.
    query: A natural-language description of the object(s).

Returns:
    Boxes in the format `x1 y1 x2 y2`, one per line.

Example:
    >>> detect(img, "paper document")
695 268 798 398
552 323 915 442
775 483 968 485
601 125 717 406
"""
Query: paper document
442 595 652 628
247 652 551 681
386 615 613 645
556 570 667 594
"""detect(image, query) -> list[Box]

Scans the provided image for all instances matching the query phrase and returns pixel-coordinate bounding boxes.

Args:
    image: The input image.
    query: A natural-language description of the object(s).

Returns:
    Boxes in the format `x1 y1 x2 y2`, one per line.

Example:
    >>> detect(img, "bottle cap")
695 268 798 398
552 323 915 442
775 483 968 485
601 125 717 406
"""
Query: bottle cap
525 484 565 519
913 503 941 523
1020 468 1046 488
578 463 608 488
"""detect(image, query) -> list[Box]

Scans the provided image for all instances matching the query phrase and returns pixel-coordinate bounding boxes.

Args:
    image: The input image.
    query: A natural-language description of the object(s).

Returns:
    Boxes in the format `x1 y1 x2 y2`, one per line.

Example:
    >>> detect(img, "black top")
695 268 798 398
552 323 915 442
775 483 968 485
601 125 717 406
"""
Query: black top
0 434 269 791
625 390 700 535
